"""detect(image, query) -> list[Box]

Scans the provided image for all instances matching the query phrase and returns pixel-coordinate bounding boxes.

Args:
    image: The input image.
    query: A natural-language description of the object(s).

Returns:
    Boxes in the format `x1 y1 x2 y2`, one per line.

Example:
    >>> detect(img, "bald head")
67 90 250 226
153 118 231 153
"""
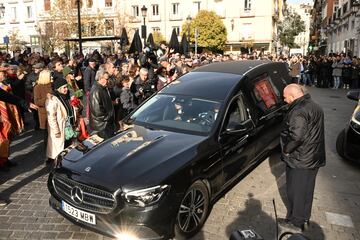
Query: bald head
283 84 305 104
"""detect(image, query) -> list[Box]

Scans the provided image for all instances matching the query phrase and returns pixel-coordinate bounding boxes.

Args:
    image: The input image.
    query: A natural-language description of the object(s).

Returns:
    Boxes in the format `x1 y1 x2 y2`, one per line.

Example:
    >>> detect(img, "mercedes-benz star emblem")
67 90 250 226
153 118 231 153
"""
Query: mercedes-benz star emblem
71 186 84 204
85 167 91 172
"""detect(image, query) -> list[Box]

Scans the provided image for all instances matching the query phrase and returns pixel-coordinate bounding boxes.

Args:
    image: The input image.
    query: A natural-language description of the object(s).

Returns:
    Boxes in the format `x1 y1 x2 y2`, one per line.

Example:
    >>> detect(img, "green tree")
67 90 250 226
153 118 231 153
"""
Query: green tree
181 10 227 52
153 31 166 45
277 12 305 48
9 30 25 52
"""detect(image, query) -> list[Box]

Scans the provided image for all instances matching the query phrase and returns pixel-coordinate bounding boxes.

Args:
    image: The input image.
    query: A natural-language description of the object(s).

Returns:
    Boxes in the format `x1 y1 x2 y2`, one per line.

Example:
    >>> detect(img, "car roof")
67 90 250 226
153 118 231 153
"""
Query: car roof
191 60 270 75
159 71 241 101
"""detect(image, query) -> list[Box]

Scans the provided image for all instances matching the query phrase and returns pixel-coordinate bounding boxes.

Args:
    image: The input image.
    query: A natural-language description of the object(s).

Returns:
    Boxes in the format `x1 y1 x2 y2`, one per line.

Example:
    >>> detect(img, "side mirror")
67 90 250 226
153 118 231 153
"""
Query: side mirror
226 122 247 133
347 91 360 101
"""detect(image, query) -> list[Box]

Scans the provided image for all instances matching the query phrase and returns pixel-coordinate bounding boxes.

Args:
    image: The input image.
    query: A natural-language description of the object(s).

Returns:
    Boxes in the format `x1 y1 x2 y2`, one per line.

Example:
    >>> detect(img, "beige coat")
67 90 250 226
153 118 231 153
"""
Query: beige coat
45 95 76 159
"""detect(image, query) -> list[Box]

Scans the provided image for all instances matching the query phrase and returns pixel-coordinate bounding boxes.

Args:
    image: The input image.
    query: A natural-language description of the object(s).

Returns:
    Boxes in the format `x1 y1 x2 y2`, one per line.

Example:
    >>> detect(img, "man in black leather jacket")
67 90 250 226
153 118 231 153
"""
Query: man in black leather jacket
89 70 115 139
280 84 326 231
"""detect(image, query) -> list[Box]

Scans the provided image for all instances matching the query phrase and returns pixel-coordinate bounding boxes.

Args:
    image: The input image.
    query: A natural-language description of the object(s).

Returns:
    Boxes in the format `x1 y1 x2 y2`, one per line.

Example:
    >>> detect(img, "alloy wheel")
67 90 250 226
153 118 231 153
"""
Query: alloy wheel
177 185 207 233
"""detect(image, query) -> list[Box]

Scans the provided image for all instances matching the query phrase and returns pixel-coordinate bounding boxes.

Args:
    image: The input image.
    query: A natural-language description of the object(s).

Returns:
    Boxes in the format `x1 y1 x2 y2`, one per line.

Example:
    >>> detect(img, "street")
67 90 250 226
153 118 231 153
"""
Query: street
0 87 359 240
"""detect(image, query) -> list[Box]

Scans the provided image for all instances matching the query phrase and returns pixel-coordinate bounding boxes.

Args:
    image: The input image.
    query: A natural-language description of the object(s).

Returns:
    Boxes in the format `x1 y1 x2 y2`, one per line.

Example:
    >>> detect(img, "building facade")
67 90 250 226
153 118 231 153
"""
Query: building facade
0 0 41 52
1 0 285 54
311 0 360 56
120 0 284 53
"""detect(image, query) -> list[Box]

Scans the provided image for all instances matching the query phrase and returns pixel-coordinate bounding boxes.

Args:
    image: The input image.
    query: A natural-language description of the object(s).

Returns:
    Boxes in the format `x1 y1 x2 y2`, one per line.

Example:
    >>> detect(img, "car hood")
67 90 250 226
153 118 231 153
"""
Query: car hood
61 125 207 191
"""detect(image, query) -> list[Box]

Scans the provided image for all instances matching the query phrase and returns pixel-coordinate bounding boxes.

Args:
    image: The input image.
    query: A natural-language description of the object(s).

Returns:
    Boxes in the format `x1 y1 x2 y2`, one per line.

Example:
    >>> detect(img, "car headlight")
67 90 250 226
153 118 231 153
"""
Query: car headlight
351 105 360 126
124 185 170 207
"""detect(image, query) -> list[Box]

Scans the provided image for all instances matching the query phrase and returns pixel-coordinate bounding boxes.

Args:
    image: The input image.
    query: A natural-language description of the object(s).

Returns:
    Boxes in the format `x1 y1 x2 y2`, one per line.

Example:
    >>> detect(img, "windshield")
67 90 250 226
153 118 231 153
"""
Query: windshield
129 94 221 134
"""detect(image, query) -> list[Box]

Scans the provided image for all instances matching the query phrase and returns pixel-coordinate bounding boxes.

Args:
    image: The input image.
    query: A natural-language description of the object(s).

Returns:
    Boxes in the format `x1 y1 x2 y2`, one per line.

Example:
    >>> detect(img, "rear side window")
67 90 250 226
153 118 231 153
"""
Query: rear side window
223 95 249 131
251 73 281 112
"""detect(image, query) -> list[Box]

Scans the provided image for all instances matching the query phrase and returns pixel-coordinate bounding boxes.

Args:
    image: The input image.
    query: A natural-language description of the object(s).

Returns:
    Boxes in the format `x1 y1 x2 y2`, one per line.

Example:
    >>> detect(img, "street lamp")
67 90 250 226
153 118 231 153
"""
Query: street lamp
0 3 5 18
76 0 82 55
186 15 192 42
141 5 147 48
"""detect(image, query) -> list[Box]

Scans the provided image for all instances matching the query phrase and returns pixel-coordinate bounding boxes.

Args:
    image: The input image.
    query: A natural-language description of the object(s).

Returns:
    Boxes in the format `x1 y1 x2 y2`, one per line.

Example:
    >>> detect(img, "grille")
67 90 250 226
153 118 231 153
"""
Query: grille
53 174 116 214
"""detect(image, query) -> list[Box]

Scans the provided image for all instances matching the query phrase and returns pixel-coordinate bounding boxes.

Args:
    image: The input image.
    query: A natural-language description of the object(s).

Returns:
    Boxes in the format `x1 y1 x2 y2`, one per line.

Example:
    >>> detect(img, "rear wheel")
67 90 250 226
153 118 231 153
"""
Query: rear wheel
336 129 346 158
174 181 210 239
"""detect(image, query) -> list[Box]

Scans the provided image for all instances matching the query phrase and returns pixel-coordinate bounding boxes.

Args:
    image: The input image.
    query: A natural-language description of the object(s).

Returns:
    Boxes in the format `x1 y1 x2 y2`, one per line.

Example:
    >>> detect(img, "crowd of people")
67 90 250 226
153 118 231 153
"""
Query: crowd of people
288 53 360 89
0 44 359 173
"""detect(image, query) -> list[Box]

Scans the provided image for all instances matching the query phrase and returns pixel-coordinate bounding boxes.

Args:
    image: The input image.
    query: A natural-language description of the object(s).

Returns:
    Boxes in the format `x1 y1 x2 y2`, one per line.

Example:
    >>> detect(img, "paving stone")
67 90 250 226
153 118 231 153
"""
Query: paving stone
24 223 40 230
84 233 103 240
41 232 59 240
72 232 88 239
9 223 26 230
39 224 56 231
0 230 13 239
28 232 44 239
53 224 69 232
10 231 29 239
56 232 73 239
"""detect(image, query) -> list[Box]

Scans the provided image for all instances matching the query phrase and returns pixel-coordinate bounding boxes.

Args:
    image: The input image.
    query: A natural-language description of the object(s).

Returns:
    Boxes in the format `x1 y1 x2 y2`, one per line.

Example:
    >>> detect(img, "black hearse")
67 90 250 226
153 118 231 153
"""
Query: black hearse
48 61 291 239
336 90 360 162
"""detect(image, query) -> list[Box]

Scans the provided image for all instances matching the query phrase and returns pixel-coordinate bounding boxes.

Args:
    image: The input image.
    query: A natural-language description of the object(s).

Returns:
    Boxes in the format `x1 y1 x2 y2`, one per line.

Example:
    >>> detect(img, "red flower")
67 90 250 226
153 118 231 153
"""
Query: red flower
70 96 80 107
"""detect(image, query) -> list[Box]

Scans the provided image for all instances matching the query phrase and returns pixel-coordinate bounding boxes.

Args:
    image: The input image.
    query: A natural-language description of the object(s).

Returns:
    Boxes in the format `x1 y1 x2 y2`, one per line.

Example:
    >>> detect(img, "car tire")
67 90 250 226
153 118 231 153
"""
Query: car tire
174 180 210 239
336 129 345 158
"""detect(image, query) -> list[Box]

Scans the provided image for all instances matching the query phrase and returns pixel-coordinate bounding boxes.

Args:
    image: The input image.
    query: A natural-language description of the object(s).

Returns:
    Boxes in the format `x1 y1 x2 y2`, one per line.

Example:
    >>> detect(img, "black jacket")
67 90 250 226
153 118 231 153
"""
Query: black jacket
130 76 156 105
281 94 326 169
25 72 39 92
89 81 115 135
0 88 29 110
83 66 97 92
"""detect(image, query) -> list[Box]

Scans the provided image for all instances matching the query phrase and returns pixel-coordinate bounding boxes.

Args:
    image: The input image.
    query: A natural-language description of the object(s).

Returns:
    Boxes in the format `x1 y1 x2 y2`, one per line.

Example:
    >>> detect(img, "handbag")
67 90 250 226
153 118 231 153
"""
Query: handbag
64 117 78 141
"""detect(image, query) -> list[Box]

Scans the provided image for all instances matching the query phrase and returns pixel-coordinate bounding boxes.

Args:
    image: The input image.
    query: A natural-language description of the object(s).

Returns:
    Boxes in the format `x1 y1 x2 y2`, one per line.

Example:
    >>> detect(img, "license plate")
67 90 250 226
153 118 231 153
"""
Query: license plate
61 201 96 225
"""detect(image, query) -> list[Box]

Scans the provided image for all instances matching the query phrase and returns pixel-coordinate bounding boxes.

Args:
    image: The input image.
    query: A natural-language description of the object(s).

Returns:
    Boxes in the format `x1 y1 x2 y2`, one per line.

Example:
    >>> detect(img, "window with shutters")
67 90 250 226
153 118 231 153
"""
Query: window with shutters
244 0 251 11
152 4 159 16
132 5 139 17
172 3 179 15
105 0 112 7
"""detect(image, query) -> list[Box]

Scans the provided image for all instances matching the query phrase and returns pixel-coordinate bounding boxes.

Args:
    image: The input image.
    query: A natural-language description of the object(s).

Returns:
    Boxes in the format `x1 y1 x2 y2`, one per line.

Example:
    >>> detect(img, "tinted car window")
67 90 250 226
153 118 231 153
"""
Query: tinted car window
224 95 249 130
130 94 221 134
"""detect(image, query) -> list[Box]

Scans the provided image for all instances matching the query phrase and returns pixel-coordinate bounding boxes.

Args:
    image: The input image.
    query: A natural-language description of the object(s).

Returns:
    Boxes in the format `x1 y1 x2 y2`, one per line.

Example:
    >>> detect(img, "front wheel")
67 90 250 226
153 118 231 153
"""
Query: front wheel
174 181 210 239
336 129 346 158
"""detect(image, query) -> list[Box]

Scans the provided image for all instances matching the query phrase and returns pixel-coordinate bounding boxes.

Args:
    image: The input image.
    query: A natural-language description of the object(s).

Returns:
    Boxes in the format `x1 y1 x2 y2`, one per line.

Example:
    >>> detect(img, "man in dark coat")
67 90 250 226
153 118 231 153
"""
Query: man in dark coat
25 62 44 130
130 68 156 105
89 70 115 140
280 84 326 231
83 58 97 118
51 58 64 84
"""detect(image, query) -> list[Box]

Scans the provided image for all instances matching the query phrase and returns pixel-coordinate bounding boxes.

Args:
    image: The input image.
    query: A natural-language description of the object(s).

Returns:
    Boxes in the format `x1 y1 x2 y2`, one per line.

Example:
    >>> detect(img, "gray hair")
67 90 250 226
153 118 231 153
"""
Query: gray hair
139 68 148 75
95 64 107 81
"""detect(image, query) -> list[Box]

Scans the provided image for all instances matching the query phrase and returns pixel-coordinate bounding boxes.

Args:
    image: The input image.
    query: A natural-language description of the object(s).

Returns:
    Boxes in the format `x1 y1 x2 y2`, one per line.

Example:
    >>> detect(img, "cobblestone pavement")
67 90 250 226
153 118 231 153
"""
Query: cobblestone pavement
0 87 359 240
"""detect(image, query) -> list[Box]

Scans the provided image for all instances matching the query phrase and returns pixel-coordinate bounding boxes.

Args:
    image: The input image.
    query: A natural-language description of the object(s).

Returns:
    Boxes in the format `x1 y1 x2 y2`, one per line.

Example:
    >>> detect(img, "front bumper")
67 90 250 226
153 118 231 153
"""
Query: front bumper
48 174 178 240
49 196 164 239
344 123 360 162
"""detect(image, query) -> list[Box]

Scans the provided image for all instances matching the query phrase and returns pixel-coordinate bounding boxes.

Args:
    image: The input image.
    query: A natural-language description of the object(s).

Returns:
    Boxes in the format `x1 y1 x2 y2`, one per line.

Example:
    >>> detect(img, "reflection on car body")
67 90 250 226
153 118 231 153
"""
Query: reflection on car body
336 90 360 162
48 60 291 239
